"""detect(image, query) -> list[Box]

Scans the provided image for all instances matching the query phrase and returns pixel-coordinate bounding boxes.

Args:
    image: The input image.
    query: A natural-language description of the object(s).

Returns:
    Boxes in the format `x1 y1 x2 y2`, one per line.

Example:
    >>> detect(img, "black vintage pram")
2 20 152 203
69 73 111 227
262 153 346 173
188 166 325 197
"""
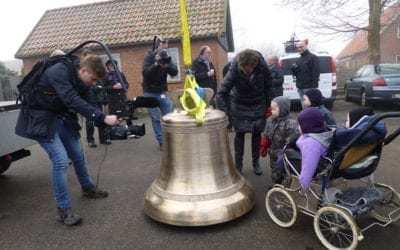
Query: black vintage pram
265 112 400 250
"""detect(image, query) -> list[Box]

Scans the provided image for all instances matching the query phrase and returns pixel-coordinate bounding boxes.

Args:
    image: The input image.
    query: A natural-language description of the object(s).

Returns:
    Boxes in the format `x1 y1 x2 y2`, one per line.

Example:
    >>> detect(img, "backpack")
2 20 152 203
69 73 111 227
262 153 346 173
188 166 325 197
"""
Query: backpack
17 53 79 107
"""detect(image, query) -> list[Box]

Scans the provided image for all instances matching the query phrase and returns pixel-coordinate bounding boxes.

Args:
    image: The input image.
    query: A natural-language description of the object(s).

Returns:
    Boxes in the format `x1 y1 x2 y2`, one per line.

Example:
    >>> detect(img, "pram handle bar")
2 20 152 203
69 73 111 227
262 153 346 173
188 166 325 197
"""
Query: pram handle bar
384 127 400 146
333 112 400 167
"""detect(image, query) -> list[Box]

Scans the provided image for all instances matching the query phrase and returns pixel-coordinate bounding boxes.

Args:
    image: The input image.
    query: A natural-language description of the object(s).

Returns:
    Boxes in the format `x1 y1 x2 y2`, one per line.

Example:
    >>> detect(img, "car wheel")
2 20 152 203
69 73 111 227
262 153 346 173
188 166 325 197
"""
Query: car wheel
360 90 368 107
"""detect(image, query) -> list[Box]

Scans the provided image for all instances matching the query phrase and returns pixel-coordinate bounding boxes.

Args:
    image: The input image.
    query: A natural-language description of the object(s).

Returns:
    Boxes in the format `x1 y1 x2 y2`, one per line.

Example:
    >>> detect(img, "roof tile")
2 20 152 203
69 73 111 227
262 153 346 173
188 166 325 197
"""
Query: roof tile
16 0 227 58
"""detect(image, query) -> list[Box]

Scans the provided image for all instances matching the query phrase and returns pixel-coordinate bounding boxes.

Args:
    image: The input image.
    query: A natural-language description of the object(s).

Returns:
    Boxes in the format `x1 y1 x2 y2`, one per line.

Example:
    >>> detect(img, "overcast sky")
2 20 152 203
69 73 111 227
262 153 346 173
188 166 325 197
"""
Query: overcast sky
0 0 348 61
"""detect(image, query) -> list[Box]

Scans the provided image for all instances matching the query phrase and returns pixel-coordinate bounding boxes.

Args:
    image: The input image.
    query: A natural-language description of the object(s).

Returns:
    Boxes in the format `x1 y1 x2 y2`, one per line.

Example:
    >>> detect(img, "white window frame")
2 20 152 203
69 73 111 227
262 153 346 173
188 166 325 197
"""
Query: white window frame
166 47 181 83
398 25 400 38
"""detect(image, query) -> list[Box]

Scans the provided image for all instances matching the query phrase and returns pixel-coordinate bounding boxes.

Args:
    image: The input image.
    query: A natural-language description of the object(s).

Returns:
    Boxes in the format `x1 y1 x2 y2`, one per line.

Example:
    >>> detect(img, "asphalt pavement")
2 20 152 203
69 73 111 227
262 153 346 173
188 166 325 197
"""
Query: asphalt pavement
0 100 399 250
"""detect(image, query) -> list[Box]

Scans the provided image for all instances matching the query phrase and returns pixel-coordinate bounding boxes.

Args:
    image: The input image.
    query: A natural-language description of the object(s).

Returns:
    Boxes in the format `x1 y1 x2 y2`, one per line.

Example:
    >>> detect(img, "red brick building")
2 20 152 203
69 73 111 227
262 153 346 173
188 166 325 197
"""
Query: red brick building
337 2 400 72
15 0 234 98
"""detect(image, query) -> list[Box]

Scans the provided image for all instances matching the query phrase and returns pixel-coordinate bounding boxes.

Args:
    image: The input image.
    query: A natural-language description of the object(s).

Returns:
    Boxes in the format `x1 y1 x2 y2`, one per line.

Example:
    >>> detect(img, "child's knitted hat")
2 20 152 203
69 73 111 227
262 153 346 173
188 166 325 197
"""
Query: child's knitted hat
297 107 328 133
304 88 323 106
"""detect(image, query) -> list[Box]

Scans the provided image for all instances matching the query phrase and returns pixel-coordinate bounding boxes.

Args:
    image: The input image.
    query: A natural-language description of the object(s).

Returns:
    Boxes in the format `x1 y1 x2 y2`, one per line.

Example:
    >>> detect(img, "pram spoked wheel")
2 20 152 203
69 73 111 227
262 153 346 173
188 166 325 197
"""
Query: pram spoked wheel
313 206 360 250
370 183 400 223
265 187 297 227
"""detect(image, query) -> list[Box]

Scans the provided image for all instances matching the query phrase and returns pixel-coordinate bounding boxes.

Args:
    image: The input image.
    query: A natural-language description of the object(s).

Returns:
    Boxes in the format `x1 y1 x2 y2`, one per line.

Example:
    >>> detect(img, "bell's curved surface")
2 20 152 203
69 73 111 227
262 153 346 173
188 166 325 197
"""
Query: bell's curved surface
143 109 255 226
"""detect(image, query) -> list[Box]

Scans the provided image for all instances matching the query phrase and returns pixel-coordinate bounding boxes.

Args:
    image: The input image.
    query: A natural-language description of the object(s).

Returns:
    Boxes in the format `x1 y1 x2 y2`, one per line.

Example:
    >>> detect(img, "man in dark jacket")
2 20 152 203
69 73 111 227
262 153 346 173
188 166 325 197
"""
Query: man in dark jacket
142 39 178 150
192 45 217 107
15 54 120 226
292 39 320 106
216 49 273 175
267 56 284 98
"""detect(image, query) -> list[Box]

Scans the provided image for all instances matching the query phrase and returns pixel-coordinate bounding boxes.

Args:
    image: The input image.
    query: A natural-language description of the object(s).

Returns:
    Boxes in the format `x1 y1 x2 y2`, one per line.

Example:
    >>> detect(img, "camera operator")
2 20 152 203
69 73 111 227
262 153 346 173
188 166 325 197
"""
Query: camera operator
142 37 178 150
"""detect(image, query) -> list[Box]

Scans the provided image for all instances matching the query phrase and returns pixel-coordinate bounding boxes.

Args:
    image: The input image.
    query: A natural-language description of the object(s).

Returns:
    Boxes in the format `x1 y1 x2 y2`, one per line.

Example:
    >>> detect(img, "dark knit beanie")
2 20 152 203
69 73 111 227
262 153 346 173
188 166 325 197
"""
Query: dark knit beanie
305 88 323 106
348 107 374 127
297 107 328 134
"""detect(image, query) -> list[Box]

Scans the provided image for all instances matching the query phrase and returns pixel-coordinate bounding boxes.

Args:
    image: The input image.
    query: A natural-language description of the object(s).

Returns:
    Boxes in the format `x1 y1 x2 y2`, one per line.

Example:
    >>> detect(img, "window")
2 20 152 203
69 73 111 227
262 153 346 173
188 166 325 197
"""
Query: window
398 25 400 38
100 54 121 70
396 55 400 64
166 47 181 82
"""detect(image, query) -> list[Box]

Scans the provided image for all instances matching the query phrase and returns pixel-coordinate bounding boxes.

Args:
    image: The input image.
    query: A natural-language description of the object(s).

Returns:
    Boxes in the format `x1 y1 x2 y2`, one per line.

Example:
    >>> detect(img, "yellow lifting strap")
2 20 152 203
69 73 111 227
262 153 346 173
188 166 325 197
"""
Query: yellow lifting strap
179 0 206 125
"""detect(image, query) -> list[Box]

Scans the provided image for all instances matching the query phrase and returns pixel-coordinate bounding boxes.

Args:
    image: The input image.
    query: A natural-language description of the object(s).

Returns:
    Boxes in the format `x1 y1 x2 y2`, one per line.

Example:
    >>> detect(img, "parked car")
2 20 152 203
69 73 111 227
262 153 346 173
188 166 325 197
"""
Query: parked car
279 52 337 109
344 64 400 107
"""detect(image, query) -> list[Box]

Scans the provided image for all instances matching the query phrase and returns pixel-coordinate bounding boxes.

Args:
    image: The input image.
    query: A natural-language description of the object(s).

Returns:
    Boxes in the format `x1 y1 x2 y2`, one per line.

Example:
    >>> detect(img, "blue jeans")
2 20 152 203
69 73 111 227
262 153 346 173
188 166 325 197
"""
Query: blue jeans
39 119 94 209
143 91 173 144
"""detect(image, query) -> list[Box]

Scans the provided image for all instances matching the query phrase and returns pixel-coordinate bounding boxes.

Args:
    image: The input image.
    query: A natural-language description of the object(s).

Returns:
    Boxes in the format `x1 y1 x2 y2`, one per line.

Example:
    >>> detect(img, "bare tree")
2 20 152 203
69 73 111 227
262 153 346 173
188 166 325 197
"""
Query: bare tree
258 43 284 59
279 0 396 64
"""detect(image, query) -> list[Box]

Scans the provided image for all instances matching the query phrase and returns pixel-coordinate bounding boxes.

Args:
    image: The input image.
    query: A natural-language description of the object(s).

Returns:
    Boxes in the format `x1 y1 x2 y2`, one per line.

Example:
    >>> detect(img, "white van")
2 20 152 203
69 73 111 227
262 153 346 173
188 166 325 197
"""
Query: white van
278 52 337 109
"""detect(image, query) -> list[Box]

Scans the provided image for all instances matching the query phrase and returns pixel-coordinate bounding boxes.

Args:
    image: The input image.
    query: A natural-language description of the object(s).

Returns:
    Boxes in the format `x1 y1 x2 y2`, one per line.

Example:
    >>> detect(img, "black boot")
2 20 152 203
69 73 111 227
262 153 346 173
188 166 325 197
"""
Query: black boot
234 132 245 173
251 133 262 175
252 161 262 175
235 153 243 173
271 168 284 184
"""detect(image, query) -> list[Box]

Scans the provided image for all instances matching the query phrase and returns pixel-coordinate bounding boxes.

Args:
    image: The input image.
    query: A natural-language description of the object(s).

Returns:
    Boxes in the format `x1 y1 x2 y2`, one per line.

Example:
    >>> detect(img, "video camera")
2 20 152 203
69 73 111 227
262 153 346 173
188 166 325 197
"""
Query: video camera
108 96 159 140
156 49 172 65
284 36 300 54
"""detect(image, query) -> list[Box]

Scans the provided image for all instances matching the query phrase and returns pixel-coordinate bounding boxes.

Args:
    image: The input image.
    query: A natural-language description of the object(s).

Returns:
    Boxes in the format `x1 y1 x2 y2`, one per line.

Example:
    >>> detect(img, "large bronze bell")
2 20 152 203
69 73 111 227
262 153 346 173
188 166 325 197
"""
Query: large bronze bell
143 89 255 226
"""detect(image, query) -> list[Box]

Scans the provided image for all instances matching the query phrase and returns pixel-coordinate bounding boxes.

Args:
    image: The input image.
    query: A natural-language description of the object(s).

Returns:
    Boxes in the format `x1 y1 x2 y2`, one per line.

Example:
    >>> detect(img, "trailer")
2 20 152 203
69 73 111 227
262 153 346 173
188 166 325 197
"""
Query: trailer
0 101 36 174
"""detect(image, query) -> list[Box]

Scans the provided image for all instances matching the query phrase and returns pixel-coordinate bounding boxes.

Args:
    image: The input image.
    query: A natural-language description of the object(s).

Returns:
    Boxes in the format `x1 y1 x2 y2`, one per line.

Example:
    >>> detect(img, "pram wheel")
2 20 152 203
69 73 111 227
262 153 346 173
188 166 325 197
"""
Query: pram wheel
370 183 400 223
314 206 360 250
265 187 297 228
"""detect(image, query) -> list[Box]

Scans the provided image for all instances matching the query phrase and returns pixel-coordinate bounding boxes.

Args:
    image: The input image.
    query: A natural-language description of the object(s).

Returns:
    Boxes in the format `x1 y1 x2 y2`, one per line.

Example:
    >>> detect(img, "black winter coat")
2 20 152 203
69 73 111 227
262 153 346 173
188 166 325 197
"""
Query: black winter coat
293 50 320 89
103 71 129 115
15 62 105 141
191 56 217 92
216 56 273 133
270 65 284 98
142 51 178 93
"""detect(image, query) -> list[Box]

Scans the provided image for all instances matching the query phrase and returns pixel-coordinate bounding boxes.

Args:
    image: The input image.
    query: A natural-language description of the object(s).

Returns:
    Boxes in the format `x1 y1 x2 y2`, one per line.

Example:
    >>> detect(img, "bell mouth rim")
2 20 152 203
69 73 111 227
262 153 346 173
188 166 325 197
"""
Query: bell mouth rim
143 180 255 226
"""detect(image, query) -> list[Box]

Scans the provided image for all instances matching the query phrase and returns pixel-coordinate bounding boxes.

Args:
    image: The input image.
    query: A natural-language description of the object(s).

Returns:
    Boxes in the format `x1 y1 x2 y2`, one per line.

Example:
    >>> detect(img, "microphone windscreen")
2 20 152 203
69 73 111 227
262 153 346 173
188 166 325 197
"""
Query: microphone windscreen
132 96 159 108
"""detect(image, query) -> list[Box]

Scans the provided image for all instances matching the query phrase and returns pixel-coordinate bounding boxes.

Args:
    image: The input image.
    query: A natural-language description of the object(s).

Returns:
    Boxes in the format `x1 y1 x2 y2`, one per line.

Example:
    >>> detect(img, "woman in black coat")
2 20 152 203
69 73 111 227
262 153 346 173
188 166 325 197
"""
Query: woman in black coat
103 59 132 124
216 49 273 175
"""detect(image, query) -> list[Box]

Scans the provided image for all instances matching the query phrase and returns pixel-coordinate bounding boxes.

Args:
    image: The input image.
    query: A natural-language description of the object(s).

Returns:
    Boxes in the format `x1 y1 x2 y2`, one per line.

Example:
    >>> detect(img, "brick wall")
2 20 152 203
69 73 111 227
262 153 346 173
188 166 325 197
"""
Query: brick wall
337 15 400 72
21 38 229 99
381 16 400 63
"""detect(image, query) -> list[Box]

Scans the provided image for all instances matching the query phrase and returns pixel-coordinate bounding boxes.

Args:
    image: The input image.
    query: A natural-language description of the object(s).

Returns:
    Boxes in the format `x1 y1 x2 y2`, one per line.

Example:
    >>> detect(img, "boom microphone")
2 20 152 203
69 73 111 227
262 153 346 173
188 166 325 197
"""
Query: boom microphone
126 96 159 109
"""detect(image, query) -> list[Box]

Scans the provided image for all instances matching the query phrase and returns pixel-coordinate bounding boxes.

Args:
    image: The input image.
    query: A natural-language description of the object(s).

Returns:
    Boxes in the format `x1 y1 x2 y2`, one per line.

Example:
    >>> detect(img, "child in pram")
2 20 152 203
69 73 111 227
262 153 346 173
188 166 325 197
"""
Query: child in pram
266 108 400 250
284 106 386 189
